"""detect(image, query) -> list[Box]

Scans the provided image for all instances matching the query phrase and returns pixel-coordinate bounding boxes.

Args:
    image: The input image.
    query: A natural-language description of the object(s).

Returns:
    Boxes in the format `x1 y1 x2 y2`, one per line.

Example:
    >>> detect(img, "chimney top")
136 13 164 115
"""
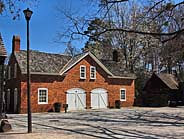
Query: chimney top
12 35 20 53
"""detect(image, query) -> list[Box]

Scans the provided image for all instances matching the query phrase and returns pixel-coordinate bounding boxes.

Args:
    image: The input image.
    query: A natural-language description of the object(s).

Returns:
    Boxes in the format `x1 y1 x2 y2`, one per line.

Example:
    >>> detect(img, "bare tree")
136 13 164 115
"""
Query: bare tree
64 41 80 57
56 0 184 43
0 0 38 19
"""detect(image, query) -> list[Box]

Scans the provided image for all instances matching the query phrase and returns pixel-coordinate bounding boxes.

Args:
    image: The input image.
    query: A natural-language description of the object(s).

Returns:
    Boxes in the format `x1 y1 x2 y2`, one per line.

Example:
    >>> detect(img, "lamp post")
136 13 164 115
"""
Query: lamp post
23 8 33 133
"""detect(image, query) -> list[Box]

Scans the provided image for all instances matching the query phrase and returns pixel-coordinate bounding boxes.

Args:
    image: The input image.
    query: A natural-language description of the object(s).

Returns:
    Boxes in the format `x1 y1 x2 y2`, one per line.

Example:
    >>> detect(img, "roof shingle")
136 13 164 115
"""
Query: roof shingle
14 50 135 79
15 50 71 74
157 73 178 90
0 34 7 57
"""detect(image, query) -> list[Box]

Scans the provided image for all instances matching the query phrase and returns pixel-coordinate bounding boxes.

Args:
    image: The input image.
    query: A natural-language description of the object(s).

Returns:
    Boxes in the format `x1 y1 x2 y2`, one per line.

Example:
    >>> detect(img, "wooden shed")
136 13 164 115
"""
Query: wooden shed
143 73 179 107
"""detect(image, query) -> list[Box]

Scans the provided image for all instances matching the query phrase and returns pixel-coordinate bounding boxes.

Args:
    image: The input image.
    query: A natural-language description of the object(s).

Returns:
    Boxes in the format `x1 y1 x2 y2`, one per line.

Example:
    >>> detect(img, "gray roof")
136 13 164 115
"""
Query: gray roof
14 50 135 79
59 53 87 74
100 60 135 78
0 34 7 57
15 50 71 74
157 73 178 90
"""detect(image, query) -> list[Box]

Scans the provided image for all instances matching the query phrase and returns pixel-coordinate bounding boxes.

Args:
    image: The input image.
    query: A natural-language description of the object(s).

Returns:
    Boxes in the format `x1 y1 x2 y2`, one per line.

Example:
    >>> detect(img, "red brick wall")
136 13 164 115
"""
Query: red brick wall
11 55 135 113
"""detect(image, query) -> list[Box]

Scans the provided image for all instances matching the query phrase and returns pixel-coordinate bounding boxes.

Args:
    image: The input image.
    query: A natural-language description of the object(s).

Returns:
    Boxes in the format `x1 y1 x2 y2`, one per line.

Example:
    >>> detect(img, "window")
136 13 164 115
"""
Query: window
8 66 11 79
80 65 86 79
90 66 96 79
14 63 17 78
38 88 48 104
120 89 126 101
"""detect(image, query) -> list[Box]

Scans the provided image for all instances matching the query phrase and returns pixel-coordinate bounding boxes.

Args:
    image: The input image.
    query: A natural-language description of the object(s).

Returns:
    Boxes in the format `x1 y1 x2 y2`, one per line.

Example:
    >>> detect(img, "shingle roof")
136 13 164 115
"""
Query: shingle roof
0 34 7 57
15 50 71 74
157 73 178 90
100 60 135 78
14 50 135 79
59 53 87 74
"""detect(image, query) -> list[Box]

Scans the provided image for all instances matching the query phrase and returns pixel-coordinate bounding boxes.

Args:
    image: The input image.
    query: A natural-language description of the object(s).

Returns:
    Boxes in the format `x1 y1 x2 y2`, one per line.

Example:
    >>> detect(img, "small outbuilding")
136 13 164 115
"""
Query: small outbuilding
143 73 179 107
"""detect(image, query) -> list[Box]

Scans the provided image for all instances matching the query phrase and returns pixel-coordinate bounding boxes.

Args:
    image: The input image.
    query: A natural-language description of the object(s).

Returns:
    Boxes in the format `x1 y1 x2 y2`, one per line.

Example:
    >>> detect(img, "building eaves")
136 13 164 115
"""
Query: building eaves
0 33 7 57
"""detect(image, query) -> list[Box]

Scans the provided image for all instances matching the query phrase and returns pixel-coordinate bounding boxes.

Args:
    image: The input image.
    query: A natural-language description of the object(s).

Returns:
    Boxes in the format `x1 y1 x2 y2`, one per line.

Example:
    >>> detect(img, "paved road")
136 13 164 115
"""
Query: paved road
0 107 184 139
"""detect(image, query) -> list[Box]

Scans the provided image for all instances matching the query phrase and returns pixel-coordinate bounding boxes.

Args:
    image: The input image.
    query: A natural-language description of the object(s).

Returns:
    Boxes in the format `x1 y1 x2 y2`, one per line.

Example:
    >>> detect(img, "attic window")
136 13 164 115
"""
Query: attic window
90 66 96 79
113 50 118 62
80 65 86 79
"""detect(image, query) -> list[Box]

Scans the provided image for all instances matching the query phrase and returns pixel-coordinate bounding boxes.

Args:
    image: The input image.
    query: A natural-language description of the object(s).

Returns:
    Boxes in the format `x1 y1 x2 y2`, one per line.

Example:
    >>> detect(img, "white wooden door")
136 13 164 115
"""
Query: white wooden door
67 88 86 110
91 93 99 109
91 88 108 109
99 92 108 108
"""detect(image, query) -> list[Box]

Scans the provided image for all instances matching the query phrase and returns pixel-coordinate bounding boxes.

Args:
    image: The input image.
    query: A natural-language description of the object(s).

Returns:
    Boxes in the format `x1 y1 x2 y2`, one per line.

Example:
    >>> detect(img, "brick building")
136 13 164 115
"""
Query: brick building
5 36 135 113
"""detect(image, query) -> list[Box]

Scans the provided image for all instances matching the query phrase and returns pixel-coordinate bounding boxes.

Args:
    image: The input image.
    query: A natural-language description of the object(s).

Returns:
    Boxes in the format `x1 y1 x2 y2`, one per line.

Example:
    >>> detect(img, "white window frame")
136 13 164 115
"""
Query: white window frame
90 66 96 79
14 63 17 78
120 88 126 101
80 65 86 79
8 66 11 80
38 88 48 104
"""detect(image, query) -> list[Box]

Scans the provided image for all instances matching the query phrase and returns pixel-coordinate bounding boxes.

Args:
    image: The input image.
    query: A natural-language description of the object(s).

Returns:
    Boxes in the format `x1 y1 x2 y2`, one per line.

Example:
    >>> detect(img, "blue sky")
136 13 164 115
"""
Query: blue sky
0 0 90 55
0 0 182 55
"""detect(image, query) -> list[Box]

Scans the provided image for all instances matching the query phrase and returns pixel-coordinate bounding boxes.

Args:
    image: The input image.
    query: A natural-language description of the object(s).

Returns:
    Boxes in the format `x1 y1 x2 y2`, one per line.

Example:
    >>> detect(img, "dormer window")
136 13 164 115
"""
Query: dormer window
80 65 86 79
90 66 96 79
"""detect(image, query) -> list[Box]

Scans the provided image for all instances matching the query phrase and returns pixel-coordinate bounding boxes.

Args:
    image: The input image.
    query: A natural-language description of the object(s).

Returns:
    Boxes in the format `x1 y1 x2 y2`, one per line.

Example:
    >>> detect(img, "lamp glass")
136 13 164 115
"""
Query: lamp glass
23 8 33 20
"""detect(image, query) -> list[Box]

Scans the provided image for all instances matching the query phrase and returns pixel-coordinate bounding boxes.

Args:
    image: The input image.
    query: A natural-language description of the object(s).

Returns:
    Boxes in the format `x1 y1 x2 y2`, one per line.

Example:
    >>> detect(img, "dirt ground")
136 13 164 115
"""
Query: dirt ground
0 107 184 139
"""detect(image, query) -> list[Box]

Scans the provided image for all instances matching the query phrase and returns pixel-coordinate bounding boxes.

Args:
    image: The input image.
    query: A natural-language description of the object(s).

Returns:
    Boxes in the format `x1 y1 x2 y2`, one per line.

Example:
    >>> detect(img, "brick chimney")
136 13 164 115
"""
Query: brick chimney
12 35 20 53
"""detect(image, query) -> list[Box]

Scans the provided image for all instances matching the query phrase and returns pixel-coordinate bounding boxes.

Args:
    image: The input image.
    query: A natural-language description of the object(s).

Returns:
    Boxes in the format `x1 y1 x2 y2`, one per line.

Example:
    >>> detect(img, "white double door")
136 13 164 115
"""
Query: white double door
67 88 86 110
91 88 108 109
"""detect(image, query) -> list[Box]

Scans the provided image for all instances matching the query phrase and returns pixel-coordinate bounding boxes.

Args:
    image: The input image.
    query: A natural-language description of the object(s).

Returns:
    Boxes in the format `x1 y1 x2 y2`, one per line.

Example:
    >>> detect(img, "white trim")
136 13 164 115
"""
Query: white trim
38 88 48 104
120 88 126 101
59 58 73 74
80 65 86 79
67 88 86 94
60 53 89 75
90 66 96 79
59 52 113 76
88 52 113 76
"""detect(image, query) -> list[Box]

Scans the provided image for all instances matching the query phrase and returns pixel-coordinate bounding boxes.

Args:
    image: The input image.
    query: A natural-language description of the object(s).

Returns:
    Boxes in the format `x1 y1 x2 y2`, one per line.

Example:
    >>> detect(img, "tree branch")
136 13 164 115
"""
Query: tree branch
99 28 184 36
106 0 128 4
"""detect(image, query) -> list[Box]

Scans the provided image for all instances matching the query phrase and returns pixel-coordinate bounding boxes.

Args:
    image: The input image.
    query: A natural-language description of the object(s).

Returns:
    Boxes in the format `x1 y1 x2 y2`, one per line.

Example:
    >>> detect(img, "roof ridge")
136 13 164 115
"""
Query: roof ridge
18 50 71 56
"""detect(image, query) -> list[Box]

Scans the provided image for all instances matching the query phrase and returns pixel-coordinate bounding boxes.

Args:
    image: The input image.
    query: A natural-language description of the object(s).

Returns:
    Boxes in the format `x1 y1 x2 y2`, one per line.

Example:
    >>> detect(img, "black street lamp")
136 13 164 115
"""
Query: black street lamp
23 8 33 133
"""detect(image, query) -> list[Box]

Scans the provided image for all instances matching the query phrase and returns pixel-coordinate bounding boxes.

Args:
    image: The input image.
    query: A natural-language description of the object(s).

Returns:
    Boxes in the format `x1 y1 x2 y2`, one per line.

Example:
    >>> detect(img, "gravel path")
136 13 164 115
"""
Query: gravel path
0 107 184 139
